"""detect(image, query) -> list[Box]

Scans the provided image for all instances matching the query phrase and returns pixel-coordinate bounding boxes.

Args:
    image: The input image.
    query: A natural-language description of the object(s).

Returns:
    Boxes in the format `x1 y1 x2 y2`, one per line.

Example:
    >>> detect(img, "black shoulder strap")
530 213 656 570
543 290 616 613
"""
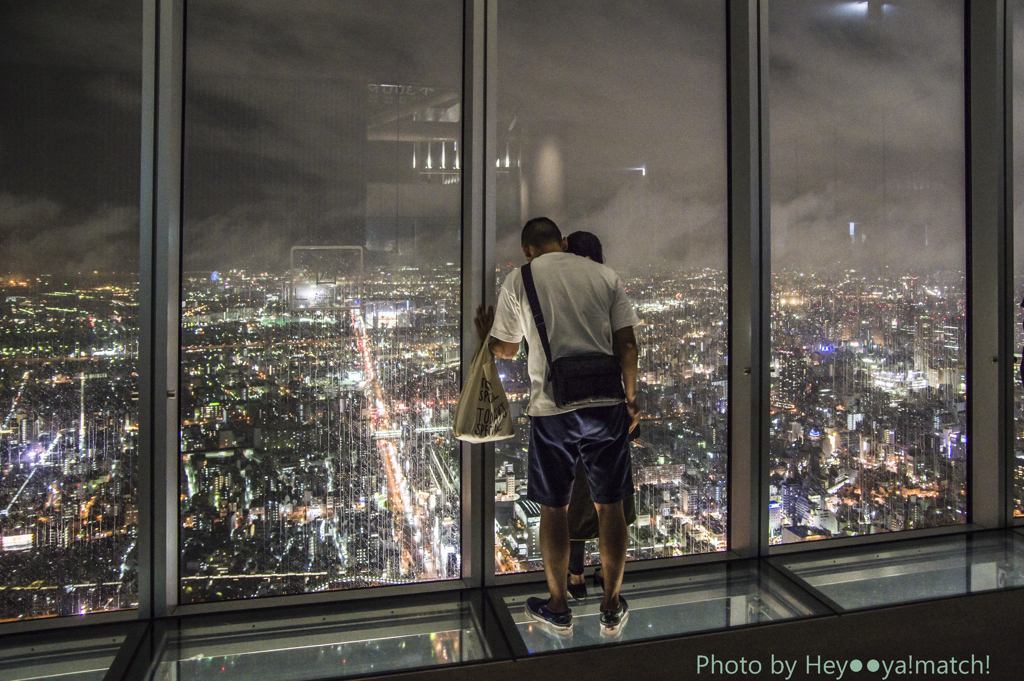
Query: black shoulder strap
520 263 554 375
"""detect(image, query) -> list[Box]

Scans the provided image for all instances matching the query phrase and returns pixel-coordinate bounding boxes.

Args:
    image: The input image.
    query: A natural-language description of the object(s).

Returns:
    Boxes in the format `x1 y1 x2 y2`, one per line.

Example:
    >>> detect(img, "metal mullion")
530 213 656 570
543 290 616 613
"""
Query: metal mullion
152 0 185 617
460 0 487 590
102 622 151 681
755 0 771 561
967 0 1009 531
481 0 499 586
1004 0 1020 527
483 589 529 659
726 0 768 560
763 561 845 614
759 561 840 617
119 620 170 681
137 0 158 625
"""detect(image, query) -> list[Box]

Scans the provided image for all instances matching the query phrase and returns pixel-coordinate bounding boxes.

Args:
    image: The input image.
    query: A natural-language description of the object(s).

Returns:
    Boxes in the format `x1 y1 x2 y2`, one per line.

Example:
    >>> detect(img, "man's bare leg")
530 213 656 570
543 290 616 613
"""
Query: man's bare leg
594 500 627 612
539 504 571 612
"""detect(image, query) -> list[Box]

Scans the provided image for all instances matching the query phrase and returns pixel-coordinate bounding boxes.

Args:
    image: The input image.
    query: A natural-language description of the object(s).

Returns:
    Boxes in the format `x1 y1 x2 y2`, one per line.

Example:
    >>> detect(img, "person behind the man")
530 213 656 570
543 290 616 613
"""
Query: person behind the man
562 230 638 604
474 217 640 636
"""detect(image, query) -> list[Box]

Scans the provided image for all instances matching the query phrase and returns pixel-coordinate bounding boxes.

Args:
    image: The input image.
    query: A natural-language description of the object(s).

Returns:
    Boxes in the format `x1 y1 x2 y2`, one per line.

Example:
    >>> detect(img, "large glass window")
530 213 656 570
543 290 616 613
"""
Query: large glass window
493 1 729 574
0 1 141 619
768 1 967 543
180 1 464 602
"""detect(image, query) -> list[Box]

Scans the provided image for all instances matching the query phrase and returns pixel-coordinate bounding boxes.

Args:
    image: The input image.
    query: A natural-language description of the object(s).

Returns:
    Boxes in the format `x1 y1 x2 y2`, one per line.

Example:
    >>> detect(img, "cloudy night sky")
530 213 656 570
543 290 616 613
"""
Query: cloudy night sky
0 0 1019 276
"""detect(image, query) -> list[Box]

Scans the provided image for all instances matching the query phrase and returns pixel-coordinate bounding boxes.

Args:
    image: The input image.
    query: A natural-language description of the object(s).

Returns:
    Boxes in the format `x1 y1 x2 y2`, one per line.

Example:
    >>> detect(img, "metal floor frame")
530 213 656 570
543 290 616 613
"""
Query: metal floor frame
1 527 1022 681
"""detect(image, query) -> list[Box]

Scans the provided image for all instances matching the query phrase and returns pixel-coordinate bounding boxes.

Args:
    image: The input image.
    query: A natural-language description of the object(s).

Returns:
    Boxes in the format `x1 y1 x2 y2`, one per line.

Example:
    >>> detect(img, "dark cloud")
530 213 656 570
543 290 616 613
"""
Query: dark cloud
185 1 461 84
769 0 966 272
0 194 61 228
1 1 141 273
0 0 995 277
0 1 142 71
494 0 729 272
181 0 463 269
0 193 138 275
495 182 727 276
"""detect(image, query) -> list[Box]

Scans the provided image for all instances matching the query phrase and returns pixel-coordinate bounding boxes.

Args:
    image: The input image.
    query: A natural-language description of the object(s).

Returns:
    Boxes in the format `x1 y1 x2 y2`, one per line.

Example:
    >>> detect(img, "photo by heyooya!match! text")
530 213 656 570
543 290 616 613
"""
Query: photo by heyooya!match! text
696 654 991 679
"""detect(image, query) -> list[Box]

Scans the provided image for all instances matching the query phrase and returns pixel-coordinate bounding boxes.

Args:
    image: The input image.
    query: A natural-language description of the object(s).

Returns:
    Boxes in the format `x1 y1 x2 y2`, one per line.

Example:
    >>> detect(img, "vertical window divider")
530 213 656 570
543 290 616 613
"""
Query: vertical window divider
461 0 489 588
727 0 770 559
967 0 1009 530
152 0 185 617
138 0 158 622
1003 0 1018 528
479 0 499 587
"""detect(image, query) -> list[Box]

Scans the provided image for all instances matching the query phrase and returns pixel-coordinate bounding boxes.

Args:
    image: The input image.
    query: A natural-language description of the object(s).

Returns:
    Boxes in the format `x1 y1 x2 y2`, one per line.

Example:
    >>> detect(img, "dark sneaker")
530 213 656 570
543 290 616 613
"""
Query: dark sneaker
599 595 629 638
525 597 573 631
567 572 587 603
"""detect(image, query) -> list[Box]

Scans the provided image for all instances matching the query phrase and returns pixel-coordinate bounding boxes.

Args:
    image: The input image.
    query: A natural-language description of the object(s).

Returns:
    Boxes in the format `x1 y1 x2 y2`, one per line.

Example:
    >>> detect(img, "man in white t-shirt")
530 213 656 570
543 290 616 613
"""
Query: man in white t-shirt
474 217 640 637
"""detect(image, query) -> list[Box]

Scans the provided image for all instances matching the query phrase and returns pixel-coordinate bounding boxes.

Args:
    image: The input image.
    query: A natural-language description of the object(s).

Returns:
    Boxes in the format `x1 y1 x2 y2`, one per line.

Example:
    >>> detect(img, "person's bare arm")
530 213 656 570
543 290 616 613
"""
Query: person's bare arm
474 304 520 359
612 326 640 431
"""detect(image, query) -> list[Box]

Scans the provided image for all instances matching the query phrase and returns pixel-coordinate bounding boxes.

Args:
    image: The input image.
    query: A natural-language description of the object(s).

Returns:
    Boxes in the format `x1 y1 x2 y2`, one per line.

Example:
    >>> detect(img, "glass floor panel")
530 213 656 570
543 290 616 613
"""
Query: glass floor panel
499 561 829 654
773 530 1024 612
0 624 132 681
144 593 497 680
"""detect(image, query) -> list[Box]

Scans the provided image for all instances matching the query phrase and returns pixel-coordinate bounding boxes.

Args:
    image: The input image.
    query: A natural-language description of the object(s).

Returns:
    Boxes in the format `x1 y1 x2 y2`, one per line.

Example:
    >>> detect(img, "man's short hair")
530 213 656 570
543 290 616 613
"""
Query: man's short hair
521 217 562 249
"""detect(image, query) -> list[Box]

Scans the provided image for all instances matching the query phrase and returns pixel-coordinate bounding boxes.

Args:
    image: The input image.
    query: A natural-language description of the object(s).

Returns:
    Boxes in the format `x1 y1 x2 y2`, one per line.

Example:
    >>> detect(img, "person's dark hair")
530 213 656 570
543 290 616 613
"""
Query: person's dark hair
565 231 604 264
521 217 562 249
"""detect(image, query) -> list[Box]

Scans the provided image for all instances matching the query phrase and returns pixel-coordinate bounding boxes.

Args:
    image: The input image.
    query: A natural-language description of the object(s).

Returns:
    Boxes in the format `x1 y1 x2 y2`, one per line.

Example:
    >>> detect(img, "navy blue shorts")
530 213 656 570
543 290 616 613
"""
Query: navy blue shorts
527 403 633 507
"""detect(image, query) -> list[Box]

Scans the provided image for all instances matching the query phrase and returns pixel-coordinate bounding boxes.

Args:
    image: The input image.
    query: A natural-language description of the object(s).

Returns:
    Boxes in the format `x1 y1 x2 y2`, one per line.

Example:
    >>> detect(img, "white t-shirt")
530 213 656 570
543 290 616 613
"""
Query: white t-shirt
490 251 640 416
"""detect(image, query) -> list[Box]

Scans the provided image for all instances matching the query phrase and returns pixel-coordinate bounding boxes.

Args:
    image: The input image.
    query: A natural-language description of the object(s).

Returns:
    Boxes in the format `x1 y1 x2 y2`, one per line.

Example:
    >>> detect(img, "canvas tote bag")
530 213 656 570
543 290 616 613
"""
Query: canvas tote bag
452 342 515 442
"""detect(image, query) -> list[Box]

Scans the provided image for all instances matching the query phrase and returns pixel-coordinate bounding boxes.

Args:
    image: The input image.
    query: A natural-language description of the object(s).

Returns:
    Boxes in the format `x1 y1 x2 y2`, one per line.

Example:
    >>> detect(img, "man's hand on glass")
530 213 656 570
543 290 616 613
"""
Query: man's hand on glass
474 304 495 342
626 398 641 433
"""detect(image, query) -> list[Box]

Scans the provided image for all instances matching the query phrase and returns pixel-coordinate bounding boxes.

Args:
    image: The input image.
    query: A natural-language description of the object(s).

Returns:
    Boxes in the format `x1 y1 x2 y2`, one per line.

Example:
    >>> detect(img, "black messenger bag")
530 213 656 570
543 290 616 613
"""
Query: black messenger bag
521 263 625 408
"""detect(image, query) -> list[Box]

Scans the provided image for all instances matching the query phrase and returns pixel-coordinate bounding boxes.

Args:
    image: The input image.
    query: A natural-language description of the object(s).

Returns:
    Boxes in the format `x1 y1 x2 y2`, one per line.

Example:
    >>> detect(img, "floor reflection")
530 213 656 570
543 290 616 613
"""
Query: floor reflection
502 561 828 654
0 627 128 681
146 598 490 681
775 530 1024 611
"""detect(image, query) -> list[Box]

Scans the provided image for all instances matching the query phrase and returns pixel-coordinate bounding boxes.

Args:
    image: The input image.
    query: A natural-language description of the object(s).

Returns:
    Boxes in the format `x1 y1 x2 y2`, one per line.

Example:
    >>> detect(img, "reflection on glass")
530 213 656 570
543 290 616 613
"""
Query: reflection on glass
768 1 967 543
0 2 141 619
146 598 489 680
180 1 464 602
1013 0 1024 519
776 531 1024 611
493 1 728 575
0 628 128 681
502 562 826 653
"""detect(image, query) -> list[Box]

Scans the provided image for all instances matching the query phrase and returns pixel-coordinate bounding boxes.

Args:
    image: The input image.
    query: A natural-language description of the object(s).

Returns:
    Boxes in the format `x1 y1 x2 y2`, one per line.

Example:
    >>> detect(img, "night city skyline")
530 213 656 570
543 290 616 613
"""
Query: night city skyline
0 0 1017 626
